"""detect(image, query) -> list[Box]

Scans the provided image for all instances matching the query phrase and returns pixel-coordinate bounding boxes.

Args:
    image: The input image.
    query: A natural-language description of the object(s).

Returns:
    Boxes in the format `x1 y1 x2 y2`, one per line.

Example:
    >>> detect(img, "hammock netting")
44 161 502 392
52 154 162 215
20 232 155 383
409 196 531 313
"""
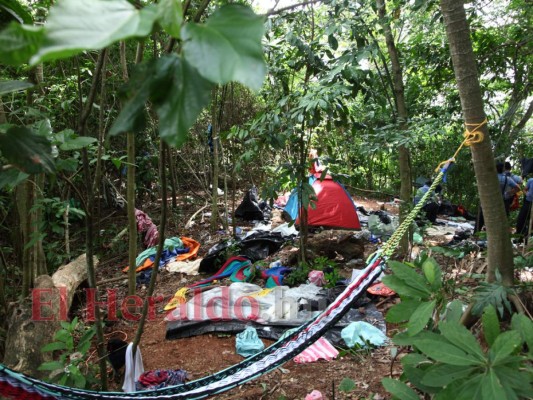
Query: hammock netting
0 169 449 400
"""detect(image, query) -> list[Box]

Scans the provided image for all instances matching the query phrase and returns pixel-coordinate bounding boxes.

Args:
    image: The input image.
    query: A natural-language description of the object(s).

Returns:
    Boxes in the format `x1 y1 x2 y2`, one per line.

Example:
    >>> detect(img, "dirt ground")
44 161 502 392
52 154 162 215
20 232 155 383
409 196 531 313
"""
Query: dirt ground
89 195 449 399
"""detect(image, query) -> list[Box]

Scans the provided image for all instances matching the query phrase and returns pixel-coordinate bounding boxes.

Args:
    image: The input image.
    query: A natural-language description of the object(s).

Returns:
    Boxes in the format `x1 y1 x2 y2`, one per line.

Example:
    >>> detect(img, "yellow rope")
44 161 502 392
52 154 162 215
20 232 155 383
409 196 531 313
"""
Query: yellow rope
435 118 487 172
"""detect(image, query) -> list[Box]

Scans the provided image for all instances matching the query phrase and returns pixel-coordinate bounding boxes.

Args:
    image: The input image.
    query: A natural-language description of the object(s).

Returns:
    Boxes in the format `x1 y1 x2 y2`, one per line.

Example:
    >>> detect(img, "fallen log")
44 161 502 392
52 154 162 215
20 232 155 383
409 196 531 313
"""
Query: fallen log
3 254 98 378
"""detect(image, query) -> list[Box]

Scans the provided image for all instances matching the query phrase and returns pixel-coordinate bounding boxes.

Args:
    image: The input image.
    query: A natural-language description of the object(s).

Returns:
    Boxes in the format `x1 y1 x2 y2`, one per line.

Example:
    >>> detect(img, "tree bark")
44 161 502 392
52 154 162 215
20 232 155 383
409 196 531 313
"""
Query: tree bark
440 0 514 284
376 0 412 256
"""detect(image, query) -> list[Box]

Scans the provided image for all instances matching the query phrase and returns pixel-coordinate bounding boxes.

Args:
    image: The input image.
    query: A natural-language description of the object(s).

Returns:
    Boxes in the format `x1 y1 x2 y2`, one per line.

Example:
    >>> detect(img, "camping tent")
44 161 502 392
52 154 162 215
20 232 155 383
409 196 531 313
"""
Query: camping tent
284 175 361 230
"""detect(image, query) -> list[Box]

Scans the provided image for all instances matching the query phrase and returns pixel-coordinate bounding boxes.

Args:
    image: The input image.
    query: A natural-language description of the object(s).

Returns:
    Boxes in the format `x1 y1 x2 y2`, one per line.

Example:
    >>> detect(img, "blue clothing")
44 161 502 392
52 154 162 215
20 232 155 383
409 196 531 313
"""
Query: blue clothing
525 178 533 202
498 173 518 199
414 184 437 205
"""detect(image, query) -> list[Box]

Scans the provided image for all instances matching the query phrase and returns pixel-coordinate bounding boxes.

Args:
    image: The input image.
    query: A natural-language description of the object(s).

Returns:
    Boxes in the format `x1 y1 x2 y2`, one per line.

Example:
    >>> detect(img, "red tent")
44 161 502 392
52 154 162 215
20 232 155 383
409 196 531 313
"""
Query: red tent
285 175 361 230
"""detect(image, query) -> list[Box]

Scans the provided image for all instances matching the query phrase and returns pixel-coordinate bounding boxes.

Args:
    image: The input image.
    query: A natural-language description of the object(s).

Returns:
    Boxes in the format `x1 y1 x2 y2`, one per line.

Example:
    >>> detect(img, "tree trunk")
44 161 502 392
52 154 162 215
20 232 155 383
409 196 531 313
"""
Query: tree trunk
440 0 514 284
376 0 412 256
210 87 220 232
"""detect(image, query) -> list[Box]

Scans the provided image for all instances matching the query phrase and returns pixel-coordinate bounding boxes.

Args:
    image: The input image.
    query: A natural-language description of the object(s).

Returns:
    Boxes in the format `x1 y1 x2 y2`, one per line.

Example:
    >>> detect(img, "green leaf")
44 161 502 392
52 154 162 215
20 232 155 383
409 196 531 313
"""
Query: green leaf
0 126 55 174
407 300 436 336
110 55 212 147
482 305 500 347
421 257 442 289
54 329 70 343
338 377 356 392
439 322 485 360
41 341 68 352
0 0 33 24
153 56 212 146
510 313 533 353
0 22 43 66
444 300 465 323
382 275 429 299
0 80 33 95
481 369 507 400
386 299 420 323
59 136 96 151
31 0 158 64
38 361 64 371
0 168 28 190
489 330 522 365
421 364 476 387
415 339 481 366
388 260 432 296
381 378 419 400
73 372 86 389
157 0 182 38
182 4 266 90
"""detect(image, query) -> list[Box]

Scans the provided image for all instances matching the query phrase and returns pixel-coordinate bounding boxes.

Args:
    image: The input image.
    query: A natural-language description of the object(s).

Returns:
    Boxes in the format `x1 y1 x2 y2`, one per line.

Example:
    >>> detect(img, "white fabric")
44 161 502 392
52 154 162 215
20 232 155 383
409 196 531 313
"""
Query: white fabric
166 258 201 275
122 343 144 393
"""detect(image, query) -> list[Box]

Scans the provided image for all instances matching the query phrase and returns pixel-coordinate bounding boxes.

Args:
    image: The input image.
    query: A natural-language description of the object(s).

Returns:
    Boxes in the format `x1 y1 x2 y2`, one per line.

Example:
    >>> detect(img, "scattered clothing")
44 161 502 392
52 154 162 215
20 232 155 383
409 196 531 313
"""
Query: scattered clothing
166 258 202 275
293 337 338 364
135 209 159 247
308 270 326 287
135 369 188 391
122 343 144 393
367 282 395 296
341 321 388 348
305 390 324 400
236 326 265 357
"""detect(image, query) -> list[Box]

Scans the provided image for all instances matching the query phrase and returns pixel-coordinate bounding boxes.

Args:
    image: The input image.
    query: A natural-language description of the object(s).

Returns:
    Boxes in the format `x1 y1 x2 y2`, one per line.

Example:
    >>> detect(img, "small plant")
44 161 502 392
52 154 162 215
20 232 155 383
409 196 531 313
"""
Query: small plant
38 317 98 389
311 256 340 288
284 262 310 286
381 255 533 400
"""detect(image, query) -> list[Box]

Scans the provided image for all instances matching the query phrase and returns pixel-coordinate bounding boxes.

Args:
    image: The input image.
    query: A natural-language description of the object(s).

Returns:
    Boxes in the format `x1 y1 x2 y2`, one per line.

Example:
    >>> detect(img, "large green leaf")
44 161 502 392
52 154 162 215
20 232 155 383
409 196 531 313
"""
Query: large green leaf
0 126 55 174
157 0 182 38
386 298 420 323
31 0 158 64
489 330 522 365
415 339 481 366
0 80 34 96
510 312 533 354
37 361 64 371
381 378 420 400
59 136 96 151
382 275 429 299
422 363 476 387
481 369 507 400
0 168 28 190
482 305 500 347
0 22 43 65
153 56 212 146
182 4 266 90
439 322 485 360
0 0 33 24
407 300 436 336
110 55 212 147
388 260 432 295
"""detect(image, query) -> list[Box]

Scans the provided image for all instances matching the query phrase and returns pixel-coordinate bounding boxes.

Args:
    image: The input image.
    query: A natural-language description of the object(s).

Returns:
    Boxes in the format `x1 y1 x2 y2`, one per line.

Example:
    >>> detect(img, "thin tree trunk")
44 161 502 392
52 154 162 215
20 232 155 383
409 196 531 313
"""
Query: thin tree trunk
376 0 412 256
121 41 145 296
78 49 108 391
440 0 514 285
210 87 220 232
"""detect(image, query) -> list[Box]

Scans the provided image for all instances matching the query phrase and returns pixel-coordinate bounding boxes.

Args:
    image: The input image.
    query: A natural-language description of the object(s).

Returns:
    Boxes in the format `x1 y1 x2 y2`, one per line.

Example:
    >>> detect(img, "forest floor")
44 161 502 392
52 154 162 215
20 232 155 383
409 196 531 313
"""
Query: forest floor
89 194 479 400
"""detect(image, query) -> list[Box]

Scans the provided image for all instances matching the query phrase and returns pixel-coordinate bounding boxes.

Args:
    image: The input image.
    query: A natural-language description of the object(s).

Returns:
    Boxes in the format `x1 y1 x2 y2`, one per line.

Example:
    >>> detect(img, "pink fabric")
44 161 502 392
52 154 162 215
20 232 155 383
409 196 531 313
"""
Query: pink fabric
135 209 159 247
294 337 338 364
308 270 326 286
305 390 323 400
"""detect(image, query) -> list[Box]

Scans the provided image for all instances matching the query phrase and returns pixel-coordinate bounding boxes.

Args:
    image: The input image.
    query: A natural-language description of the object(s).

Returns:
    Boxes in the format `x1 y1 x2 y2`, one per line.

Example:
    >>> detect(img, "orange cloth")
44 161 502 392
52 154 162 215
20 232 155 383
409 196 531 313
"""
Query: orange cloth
122 236 200 273
367 282 395 296
176 237 200 261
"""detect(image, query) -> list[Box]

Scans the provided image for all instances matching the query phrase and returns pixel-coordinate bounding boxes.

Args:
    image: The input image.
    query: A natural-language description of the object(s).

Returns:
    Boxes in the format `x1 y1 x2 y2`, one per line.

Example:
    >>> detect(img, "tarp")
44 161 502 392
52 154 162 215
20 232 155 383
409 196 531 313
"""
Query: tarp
285 176 361 230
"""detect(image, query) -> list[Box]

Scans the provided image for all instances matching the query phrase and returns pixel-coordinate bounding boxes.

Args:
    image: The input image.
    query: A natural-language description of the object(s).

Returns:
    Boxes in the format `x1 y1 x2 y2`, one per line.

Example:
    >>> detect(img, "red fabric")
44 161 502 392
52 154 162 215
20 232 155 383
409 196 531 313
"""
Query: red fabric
135 209 159 247
0 381 53 399
367 282 395 296
297 177 361 230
